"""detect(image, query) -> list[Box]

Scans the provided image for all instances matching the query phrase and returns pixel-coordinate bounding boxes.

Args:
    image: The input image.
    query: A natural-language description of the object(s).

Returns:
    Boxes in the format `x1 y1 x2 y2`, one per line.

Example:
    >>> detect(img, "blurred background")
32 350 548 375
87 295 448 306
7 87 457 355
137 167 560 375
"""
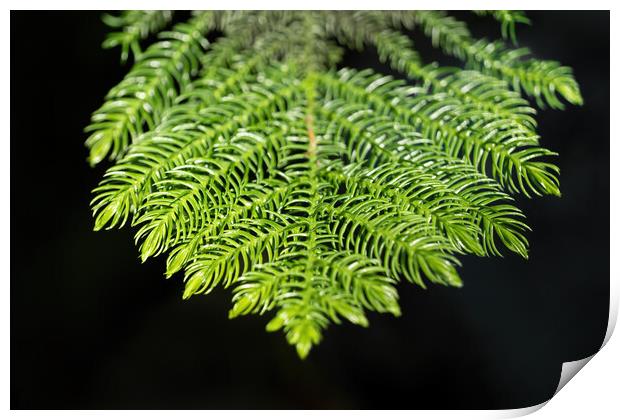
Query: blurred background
10 11 609 409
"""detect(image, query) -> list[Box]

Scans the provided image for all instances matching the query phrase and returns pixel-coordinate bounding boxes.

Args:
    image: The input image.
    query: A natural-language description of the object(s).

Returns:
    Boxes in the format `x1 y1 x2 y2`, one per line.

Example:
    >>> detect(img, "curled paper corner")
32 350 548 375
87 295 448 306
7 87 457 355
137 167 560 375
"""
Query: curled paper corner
496 295 618 419
550 301 618 397
553 355 596 396
493 356 598 419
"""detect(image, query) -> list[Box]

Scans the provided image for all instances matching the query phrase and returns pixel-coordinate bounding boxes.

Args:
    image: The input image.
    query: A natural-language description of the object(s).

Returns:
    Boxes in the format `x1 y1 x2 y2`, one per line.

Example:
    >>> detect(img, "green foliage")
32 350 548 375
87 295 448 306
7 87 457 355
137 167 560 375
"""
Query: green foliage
86 10 581 358
474 10 530 44
102 11 174 63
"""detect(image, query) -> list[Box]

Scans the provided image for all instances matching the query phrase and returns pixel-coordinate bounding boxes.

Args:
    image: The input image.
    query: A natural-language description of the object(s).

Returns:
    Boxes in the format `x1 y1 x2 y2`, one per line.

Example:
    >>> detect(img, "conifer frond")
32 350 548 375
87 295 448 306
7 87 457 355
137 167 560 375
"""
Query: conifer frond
324 12 538 131
86 12 215 166
102 10 174 63
394 11 583 109
474 10 530 44
87 10 581 358
317 69 559 197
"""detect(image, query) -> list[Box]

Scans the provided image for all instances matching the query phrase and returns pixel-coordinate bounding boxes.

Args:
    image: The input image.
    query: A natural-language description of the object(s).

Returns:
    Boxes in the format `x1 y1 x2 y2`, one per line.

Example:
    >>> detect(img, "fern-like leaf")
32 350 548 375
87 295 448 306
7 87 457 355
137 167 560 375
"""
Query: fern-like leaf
86 12 215 166
102 10 174 63
87 10 581 358
474 10 530 44
394 11 583 109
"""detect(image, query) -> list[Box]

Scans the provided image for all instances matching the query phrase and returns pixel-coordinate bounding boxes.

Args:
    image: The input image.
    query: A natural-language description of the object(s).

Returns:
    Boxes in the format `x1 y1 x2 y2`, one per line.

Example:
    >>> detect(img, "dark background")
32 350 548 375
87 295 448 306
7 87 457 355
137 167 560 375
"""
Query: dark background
10 11 609 409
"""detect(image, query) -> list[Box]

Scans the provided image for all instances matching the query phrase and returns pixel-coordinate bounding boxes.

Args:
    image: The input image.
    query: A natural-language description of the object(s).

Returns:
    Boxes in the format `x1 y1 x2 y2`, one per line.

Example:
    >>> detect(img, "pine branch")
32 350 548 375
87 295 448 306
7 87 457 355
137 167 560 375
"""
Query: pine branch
473 10 530 44
91 73 299 231
102 10 174 63
86 10 581 358
318 70 559 198
405 11 583 109
85 12 215 166
324 12 538 132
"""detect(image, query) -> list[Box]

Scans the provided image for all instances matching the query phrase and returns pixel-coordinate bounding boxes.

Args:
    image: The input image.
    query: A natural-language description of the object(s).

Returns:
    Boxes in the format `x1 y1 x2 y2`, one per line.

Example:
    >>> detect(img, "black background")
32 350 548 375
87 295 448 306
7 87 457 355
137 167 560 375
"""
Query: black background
10 11 610 409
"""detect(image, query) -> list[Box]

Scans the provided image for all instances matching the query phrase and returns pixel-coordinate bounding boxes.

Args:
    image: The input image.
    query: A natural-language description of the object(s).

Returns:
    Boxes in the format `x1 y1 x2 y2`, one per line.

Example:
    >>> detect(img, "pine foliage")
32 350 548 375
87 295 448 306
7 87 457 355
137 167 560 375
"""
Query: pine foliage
87 10 581 358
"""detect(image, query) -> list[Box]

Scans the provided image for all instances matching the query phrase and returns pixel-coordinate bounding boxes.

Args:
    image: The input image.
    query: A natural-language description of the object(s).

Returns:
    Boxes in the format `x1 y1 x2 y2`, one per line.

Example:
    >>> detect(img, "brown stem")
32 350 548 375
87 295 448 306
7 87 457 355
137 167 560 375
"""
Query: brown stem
305 113 317 160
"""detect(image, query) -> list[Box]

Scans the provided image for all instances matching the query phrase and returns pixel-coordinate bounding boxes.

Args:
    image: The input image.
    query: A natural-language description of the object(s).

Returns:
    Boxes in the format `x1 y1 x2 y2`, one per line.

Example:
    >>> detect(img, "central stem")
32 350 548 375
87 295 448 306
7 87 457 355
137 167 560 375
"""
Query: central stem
305 113 317 160
303 72 318 164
